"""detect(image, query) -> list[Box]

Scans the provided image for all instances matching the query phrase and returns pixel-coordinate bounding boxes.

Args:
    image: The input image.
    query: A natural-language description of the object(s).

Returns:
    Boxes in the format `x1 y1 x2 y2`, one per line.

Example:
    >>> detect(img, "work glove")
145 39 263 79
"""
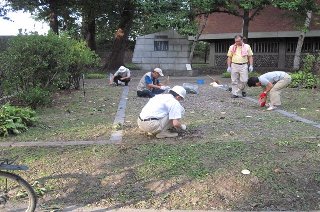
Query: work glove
180 124 187 130
160 86 170 90
249 65 253 72
259 92 267 107
227 66 232 73
258 98 266 107
259 92 267 98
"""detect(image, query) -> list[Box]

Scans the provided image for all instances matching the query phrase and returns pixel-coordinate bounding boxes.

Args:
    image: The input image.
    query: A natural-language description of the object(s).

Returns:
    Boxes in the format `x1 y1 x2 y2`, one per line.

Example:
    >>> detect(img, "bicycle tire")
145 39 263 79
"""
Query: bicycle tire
0 171 37 212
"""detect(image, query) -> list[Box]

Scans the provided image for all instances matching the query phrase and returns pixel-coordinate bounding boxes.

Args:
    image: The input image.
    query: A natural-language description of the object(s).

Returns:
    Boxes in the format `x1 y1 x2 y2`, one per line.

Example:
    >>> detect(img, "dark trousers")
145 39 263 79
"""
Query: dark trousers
137 88 165 98
114 75 131 86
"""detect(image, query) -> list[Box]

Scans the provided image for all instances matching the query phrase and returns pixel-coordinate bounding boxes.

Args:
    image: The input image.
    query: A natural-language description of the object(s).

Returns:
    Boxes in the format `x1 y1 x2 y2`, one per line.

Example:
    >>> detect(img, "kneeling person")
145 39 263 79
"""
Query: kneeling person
137 68 169 98
111 66 131 86
137 86 187 138
247 71 291 110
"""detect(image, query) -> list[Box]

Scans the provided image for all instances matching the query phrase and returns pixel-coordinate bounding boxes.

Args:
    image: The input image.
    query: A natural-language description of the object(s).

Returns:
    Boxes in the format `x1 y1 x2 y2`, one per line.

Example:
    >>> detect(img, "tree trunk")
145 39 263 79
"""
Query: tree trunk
189 14 209 63
242 9 250 42
293 11 312 70
82 9 96 51
104 0 135 71
49 0 59 34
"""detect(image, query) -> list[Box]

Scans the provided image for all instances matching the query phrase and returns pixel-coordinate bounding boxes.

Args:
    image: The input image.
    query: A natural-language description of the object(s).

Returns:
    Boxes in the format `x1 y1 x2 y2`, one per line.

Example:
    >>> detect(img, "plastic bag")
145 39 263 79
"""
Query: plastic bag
182 83 199 94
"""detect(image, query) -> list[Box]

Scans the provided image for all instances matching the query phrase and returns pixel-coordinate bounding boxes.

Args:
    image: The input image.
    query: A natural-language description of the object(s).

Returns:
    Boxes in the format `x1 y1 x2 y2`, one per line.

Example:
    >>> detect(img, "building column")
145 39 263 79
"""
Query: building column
278 39 286 69
209 42 216 67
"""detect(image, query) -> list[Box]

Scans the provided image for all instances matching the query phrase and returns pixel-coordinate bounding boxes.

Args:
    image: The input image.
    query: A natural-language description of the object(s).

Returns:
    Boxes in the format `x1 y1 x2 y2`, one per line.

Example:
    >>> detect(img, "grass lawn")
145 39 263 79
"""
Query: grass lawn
0 79 122 142
0 77 319 210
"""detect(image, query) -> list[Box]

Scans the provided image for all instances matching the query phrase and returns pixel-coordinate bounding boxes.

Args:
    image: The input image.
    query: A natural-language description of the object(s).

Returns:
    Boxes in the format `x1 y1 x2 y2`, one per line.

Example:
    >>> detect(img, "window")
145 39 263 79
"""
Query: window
154 41 169 51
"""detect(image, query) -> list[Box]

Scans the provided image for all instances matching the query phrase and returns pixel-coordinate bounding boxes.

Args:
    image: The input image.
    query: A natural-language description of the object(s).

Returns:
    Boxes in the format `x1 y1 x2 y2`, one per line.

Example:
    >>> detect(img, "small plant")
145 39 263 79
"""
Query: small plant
289 54 320 89
0 103 37 137
222 72 231 78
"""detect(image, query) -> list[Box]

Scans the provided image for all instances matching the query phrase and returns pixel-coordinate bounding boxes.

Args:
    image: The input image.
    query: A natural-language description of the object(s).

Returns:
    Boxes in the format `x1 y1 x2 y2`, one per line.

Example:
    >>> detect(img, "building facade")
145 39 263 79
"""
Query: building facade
132 29 191 76
197 6 320 71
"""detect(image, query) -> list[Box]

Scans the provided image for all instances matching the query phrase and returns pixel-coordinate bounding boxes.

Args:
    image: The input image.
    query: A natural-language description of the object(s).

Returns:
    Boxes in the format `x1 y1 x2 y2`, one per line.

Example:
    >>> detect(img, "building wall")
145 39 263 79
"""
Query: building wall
132 30 191 76
209 38 320 70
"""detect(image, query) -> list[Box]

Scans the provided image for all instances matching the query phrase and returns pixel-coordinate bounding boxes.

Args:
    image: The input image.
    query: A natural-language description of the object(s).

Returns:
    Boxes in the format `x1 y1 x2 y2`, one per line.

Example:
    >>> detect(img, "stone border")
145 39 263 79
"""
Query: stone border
109 86 130 143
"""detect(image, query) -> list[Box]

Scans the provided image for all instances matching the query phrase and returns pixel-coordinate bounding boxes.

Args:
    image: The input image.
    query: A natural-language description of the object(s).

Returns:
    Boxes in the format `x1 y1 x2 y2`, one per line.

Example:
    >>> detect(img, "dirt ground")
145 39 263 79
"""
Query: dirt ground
1 76 319 211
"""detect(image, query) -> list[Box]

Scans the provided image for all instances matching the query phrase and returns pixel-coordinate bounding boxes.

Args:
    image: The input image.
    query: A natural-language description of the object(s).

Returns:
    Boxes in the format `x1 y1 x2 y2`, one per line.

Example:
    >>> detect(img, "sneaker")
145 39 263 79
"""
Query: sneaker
266 105 277 111
231 95 239 98
242 92 247 97
156 131 178 138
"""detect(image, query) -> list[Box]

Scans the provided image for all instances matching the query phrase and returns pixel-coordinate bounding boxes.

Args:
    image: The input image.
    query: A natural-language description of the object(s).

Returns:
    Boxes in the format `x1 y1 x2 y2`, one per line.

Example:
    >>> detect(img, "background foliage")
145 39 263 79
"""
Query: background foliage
0 103 36 136
0 33 99 107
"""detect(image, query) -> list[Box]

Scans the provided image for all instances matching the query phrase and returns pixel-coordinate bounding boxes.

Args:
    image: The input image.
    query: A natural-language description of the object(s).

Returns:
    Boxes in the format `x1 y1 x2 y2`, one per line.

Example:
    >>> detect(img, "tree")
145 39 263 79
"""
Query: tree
4 0 72 34
274 0 320 70
104 0 136 71
189 14 209 63
225 0 272 42
293 11 312 70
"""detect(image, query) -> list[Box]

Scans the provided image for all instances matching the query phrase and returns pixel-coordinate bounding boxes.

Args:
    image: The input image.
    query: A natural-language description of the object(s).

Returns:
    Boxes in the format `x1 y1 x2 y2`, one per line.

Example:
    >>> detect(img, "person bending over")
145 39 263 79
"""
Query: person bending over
247 71 292 110
137 86 187 138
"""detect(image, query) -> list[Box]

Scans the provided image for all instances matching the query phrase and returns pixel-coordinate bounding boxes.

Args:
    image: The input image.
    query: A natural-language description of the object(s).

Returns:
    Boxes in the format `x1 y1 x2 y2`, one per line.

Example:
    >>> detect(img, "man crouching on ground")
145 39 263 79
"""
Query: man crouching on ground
137 86 187 138
247 71 292 111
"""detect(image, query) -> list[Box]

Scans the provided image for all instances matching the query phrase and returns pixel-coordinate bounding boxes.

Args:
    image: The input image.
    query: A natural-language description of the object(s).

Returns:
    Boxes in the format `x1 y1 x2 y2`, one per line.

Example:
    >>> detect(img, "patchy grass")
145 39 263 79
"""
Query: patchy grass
0 79 122 142
246 86 320 122
0 77 319 211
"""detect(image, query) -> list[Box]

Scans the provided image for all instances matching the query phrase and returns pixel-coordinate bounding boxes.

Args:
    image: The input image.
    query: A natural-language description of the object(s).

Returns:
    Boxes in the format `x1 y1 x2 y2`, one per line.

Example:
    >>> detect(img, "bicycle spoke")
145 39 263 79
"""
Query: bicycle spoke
0 172 37 212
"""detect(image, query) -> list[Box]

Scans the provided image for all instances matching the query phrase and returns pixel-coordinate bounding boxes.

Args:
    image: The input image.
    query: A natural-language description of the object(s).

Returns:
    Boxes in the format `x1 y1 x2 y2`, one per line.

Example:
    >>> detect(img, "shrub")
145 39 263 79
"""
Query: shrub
0 33 99 106
0 103 36 137
18 86 52 108
289 54 320 88
289 71 319 88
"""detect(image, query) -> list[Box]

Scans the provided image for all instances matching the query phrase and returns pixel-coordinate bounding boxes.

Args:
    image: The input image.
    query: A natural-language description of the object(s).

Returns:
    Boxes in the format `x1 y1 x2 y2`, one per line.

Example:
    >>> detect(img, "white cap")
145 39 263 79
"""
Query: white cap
118 66 127 72
153 68 164 76
170 86 186 99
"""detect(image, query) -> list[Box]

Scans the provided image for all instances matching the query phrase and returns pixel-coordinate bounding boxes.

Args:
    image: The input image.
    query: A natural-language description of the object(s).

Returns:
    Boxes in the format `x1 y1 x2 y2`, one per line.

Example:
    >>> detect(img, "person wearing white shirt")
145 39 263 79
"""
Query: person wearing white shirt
111 66 131 86
247 71 292 110
137 86 187 138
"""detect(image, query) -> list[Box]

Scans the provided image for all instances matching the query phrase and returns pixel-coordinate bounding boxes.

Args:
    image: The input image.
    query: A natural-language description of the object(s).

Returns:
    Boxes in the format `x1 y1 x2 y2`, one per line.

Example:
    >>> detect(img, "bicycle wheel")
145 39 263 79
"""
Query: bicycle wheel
0 171 37 212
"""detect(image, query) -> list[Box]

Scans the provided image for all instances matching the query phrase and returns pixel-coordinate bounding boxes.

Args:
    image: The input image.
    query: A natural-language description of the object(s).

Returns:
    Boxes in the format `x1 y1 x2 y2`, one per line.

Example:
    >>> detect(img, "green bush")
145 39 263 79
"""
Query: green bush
18 86 52 108
289 71 319 88
222 72 231 78
289 54 320 88
0 33 100 106
0 103 36 137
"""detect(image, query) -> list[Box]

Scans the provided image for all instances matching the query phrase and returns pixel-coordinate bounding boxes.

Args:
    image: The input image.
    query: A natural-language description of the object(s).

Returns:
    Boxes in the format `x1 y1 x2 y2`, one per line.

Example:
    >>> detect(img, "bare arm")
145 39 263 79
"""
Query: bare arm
248 55 253 66
227 57 232 67
264 82 273 93
146 83 161 89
